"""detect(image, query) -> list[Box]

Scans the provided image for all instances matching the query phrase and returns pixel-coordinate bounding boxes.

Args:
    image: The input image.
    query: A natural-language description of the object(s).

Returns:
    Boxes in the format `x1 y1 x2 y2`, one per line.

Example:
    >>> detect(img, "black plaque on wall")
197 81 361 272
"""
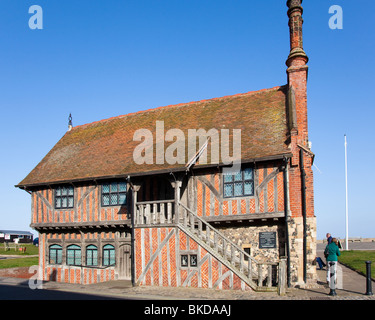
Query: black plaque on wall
259 232 276 249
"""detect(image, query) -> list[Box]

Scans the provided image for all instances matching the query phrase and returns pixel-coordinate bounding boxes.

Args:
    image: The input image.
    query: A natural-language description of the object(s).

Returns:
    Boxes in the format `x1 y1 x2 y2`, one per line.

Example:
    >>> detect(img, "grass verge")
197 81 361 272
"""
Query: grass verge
339 250 375 280
0 243 39 255
0 257 39 269
0 244 39 269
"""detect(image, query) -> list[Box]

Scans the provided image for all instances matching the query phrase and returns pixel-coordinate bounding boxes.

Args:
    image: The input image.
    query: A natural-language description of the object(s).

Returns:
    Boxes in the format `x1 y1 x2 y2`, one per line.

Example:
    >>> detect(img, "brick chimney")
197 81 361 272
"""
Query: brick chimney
285 0 316 286
286 0 309 147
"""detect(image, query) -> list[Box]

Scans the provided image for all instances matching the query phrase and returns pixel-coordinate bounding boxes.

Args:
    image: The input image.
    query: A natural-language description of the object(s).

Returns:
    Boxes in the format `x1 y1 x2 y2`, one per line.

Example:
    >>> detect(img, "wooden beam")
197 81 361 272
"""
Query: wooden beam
203 212 285 223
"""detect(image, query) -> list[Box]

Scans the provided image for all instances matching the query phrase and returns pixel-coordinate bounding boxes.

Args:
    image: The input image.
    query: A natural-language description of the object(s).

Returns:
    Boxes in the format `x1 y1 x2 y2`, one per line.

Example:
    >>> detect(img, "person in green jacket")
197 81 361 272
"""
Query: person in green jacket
324 238 341 295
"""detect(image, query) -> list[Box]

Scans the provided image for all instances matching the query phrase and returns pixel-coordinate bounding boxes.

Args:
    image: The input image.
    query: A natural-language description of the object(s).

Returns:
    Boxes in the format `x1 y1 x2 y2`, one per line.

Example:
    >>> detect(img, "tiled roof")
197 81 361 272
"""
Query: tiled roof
17 85 291 188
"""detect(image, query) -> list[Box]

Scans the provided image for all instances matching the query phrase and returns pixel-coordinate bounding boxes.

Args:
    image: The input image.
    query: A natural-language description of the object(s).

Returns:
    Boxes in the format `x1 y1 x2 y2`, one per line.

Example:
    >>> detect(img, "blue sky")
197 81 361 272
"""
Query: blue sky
1 0 374 240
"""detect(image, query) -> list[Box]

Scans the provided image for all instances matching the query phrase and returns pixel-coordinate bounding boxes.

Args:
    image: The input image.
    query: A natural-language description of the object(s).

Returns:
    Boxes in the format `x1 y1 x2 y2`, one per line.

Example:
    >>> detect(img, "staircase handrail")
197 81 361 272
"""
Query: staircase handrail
178 202 258 266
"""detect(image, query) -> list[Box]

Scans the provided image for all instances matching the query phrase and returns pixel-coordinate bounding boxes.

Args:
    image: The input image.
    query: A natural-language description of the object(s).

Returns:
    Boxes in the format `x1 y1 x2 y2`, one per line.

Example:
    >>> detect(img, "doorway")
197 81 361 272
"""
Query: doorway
119 243 131 280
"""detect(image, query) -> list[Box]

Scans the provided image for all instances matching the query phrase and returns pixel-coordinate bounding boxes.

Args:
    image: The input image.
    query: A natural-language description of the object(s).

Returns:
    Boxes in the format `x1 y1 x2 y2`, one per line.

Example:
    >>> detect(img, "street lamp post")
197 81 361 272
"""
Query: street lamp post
344 134 349 251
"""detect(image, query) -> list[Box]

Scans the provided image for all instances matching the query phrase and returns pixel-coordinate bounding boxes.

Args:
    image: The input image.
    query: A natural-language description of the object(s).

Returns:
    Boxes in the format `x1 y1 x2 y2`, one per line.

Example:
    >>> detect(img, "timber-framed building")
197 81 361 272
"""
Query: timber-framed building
16 1 316 292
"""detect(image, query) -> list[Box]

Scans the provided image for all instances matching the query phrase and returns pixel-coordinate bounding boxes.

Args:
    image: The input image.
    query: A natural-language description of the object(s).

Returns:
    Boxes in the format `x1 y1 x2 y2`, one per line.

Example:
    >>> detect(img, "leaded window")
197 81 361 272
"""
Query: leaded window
180 254 198 267
86 245 98 266
101 182 127 206
181 255 188 267
223 168 254 198
190 254 198 267
55 185 74 209
67 245 81 266
102 244 115 266
49 244 62 264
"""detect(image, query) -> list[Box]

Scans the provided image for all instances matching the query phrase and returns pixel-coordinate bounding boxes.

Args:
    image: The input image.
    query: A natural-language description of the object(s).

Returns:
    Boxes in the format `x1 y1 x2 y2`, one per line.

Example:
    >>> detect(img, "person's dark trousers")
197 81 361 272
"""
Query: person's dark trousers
316 257 326 269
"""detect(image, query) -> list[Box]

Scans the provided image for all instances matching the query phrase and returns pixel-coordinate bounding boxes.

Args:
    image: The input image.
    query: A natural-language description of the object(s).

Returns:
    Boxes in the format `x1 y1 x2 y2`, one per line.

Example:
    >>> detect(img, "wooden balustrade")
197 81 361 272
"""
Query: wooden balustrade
135 200 174 225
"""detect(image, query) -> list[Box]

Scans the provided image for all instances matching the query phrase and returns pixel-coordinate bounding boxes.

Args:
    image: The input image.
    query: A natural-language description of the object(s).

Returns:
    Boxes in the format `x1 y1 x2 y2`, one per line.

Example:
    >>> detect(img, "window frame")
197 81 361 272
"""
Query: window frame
242 244 252 261
101 181 127 207
180 254 198 268
181 254 189 267
86 245 98 267
66 244 82 266
223 167 254 198
55 185 74 209
190 254 198 267
102 244 116 266
49 244 62 265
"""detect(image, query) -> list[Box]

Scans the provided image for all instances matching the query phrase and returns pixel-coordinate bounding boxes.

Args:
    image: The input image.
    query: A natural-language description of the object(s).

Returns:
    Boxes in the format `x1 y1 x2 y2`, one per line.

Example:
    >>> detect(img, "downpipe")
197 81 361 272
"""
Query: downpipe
283 157 291 288
300 149 307 283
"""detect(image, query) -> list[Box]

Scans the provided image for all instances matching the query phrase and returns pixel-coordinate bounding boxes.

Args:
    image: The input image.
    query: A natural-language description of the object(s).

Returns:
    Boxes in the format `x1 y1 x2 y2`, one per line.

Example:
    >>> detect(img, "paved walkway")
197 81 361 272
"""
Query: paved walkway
1 247 374 300
20 262 372 300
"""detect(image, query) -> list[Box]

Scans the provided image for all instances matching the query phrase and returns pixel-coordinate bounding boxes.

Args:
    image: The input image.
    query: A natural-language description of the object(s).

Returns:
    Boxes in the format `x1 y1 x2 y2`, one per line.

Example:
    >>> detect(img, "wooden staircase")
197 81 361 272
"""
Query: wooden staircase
134 199 286 293
178 202 286 293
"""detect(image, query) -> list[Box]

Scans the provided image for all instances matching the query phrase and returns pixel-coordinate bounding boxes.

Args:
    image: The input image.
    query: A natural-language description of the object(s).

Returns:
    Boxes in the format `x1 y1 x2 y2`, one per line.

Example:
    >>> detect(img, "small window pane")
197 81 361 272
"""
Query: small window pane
244 181 254 195
234 182 243 196
244 247 251 261
109 251 115 265
190 255 198 267
68 196 74 207
50 250 57 264
102 184 110 193
103 194 110 206
103 250 109 266
61 187 67 196
67 251 74 265
224 184 233 197
233 171 242 181
55 197 61 208
62 197 67 208
87 249 92 264
181 255 188 267
67 186 74 195
119 193 126 205
119 182 127 192
110 194 118 205
92 249 98 265
243 168 253 180
110 182 118 192
56 188 61 196
223 174 233 183
76 252 82 266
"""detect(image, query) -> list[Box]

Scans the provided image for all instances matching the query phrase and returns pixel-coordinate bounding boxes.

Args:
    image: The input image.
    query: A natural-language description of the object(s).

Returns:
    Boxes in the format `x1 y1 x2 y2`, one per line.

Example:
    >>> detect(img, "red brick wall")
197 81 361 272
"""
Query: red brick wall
134 227 252 291
39 230 117 284
31 184 128 225
195 163 284 217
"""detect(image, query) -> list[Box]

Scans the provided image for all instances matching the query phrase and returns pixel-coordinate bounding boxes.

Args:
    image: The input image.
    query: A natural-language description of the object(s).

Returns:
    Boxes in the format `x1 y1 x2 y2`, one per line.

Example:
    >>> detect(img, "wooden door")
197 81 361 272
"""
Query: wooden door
119 243 131 280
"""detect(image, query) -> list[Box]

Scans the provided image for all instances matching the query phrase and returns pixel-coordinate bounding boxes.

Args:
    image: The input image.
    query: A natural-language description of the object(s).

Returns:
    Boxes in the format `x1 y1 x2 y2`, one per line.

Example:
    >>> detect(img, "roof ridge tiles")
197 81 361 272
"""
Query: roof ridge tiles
72 85 286 131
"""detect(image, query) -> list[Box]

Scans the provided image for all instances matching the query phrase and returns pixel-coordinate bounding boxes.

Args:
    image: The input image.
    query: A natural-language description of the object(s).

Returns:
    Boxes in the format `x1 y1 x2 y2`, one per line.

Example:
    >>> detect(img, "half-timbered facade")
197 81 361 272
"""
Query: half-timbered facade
17 1 316 292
